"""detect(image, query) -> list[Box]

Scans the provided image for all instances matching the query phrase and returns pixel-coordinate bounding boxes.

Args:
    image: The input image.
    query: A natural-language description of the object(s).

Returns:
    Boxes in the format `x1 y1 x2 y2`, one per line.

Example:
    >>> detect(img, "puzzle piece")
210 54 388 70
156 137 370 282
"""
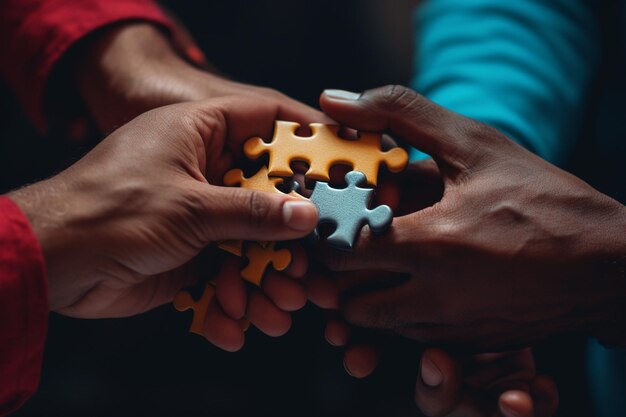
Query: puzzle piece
219 166 296 285
244 121 408 186
219 166 301 257
173 283 215 335
240 241 292 286
174 283 250 335
310 171 393 250
218 240 244 256
223 166 302 198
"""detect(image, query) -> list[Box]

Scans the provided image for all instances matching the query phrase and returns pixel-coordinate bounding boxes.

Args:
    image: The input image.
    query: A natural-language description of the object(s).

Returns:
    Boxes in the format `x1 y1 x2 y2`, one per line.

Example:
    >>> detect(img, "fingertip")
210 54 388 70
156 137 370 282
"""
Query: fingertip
420 355 443 388
248 292 292 337
324 320 350 347
263 271 307 311
203 302 246 352
499 391 534 417
415 348 462 417
343 344 379 378
283 200 318 233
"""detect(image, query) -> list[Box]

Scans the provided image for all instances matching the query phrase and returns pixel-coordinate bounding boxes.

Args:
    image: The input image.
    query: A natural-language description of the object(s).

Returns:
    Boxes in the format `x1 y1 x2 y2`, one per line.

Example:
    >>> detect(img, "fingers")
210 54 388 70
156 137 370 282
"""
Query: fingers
320 86 499 169
199 185 318 242
343 344 380 379
325 319 351 347
498 391 534 417
215 257 248 319
320 217 419 272
203 299 246 352
415 348 463 417
247 291 292 337
262 270 307 311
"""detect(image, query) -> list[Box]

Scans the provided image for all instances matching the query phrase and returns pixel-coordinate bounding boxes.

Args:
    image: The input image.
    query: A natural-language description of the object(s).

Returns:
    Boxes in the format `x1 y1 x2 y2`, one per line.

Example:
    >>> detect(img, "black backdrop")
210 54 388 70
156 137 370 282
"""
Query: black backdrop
2 1 593 416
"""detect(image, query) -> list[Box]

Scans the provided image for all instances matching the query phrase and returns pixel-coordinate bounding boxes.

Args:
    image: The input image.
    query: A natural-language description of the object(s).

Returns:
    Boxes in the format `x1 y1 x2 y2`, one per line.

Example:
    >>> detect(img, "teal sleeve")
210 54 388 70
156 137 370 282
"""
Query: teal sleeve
410 0 600 165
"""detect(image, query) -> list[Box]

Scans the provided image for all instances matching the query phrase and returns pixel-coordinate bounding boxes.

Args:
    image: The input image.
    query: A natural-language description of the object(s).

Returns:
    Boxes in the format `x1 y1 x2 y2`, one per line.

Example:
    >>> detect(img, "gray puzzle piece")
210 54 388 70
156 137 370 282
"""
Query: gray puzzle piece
309 171 393 250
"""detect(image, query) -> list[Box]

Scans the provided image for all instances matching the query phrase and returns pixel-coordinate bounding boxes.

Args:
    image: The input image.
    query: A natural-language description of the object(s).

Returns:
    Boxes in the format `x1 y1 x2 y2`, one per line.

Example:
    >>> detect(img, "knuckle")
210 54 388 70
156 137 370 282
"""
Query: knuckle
376 84 424 114
245 190 272 230
256 86 284 100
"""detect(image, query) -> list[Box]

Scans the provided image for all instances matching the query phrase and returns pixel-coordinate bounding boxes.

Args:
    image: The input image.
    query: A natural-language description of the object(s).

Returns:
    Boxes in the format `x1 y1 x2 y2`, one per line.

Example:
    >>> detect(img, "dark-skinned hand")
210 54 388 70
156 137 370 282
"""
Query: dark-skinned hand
317 85 626 351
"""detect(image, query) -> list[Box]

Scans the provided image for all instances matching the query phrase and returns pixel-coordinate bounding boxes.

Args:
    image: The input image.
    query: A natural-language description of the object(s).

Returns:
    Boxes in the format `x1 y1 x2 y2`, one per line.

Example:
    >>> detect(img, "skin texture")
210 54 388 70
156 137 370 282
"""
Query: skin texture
318 85 626 351
416 348 558 417
310 85 625 415
9 98 318 319
75 23 326 133
65 22 330 348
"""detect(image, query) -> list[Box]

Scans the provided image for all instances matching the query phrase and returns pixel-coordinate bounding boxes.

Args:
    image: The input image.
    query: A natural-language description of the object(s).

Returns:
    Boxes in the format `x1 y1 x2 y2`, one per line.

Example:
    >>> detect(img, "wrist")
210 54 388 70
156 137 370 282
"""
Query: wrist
8 177 98 311
75 23 217 129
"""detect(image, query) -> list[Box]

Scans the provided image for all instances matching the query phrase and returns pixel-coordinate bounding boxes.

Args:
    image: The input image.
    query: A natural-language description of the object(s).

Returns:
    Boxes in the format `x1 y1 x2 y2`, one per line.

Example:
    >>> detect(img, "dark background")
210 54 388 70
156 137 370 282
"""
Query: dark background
2 1 597 416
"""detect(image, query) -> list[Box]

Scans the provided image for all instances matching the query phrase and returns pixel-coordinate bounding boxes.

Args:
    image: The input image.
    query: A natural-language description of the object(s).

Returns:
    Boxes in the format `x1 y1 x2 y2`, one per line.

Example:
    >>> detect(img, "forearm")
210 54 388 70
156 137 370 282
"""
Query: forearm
412 0 600 164
0 0 174 130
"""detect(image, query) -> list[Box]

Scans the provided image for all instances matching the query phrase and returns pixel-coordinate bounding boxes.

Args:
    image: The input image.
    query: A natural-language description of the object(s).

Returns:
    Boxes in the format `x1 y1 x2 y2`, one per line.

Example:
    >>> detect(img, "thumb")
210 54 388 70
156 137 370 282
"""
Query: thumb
195 183 318 242
415 348 463 417
320 85 500 170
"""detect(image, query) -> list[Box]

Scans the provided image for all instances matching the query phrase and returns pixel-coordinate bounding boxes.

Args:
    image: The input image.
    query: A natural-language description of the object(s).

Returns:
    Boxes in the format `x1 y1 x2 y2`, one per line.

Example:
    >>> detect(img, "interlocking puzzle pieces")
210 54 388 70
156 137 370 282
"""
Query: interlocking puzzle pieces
223 166 301 197
310 171 393 250
218 241 292 286
244 121 408 186
174 283 249 335
219 166 297 286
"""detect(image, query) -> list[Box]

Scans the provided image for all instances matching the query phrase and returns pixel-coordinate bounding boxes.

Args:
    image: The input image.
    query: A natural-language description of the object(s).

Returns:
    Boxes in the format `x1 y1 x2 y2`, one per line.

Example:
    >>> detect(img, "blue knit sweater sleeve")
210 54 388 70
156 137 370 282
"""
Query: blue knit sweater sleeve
410 0 600 164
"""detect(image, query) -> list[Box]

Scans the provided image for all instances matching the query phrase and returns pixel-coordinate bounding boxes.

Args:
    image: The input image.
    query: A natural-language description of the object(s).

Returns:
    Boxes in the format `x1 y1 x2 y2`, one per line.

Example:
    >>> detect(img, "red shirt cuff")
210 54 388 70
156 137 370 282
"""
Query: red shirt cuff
0 197 48 416
0 0 174 130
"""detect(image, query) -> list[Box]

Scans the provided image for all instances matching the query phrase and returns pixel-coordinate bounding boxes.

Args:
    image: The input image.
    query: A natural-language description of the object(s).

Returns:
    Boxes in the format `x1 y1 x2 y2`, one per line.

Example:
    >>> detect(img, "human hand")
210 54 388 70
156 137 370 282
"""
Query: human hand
417 348 558 417
74 23 326 132
318 86 626 351
201 244 309 352
9 97 318 319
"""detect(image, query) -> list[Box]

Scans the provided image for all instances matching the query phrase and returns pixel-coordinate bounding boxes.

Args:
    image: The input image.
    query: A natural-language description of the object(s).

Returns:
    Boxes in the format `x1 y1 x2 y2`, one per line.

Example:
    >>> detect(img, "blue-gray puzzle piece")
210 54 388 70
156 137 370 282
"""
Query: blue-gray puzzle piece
309 171 393 250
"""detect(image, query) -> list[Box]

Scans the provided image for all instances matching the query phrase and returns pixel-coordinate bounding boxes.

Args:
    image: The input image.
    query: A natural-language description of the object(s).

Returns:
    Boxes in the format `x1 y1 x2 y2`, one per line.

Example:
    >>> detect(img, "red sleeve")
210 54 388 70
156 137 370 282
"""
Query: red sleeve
0 197 48 417
0 0 174 130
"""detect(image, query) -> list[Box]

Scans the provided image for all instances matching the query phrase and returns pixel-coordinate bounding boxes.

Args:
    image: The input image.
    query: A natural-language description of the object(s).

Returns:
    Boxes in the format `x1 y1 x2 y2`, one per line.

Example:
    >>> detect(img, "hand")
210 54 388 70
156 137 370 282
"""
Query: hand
9 97 318 319
417 348 558 417
318 86 626 351
74 23 326 132
203 245 309 352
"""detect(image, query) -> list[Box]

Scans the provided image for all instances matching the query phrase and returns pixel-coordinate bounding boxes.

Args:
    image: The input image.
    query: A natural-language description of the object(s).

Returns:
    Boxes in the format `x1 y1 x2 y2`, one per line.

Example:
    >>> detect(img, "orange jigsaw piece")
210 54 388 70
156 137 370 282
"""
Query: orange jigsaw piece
240 241 292 286
223 166 302 198
243 121 408 186
219 165 300 267
173 283 250 334
173 283 215 335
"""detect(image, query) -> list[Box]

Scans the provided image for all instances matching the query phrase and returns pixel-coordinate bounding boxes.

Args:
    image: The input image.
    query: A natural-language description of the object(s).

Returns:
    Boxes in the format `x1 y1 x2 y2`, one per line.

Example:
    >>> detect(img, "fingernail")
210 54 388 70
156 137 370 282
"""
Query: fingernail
343 359 356 378
323 89 361 101
499 402 522 417
421 357 443 387
283 201 318 232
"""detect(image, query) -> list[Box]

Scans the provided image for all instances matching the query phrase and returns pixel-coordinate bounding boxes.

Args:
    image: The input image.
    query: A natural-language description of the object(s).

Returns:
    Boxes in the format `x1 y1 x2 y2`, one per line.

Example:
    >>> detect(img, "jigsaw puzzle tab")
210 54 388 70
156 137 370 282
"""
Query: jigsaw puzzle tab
240 241 292 286
173 283 215 335
223 166 301 198
243 121 408 186
310 170 393 250
174 283 250 334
